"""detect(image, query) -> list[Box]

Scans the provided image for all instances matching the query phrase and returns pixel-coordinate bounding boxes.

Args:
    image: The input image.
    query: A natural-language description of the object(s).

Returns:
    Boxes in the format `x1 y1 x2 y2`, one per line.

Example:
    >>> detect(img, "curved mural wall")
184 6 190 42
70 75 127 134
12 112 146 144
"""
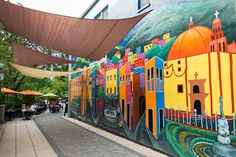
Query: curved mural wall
70 0 236 156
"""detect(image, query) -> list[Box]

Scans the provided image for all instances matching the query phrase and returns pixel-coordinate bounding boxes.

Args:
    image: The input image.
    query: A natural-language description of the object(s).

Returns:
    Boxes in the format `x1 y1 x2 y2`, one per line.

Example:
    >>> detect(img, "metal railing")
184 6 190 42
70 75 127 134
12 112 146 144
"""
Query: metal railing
165 107 236 135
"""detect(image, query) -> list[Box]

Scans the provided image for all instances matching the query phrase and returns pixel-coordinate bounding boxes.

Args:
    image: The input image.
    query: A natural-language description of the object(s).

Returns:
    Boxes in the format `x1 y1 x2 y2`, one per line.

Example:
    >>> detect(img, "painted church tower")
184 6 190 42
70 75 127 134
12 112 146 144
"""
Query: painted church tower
209 11 227 52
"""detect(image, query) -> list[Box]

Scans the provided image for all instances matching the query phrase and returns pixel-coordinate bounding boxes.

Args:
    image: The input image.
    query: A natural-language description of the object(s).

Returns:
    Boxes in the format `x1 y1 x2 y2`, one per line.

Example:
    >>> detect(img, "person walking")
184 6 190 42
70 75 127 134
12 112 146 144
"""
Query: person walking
64 98 68 116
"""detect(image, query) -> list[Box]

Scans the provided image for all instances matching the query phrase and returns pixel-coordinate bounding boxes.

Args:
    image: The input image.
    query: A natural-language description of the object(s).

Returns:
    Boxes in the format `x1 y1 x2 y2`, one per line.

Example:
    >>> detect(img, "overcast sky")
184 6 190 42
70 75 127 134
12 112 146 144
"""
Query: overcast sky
9 0 95 17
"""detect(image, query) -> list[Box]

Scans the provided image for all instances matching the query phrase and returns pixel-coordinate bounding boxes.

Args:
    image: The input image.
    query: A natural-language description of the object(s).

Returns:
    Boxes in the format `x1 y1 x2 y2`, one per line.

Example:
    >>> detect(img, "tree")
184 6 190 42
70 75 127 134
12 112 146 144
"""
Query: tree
97 86 105 100
112 55 119 64
145 37 176 61
107 46 124 59
145 44 161 60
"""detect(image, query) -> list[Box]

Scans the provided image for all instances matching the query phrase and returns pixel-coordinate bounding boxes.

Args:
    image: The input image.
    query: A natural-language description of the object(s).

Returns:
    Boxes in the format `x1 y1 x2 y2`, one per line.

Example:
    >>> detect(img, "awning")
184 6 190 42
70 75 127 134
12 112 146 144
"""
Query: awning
19 90 42 96
12 42 75 66
0 1 150 60
1 88 19 94
10 63 83 78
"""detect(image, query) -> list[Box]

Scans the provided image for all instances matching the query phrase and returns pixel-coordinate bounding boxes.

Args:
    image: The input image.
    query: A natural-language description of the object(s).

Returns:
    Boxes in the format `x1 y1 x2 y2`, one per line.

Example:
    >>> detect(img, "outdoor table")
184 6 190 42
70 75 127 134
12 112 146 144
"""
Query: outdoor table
35 106 44 114
5 109 16 120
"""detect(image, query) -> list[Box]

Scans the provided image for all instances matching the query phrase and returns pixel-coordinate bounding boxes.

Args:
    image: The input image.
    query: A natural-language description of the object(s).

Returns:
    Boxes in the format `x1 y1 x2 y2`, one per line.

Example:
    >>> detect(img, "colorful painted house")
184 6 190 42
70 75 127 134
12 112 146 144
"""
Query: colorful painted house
163 33 172 44
119 62 133 129
145 56 165 138
164 13 236 116
132 53 138 65
133 59 146 128
144 43 153 53
81 71 87 115
136 46 141 54
106 68 119 95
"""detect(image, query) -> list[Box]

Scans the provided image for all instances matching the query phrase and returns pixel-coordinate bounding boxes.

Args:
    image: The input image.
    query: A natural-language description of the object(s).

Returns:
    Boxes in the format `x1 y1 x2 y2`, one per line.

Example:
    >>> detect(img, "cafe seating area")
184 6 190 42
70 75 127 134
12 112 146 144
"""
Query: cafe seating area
5 102 47 120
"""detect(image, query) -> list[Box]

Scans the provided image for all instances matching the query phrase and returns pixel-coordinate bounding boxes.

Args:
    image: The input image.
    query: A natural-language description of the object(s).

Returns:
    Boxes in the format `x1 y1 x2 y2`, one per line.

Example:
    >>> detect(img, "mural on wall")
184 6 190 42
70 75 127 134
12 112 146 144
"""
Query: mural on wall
70 0 236 156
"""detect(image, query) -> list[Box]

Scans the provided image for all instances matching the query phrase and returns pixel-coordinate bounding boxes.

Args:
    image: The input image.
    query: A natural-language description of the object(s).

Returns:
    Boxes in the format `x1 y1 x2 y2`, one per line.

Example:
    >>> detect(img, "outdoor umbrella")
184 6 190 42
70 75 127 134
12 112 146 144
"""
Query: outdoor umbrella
19 90 42 96
41 93 58 97
1 88 19 94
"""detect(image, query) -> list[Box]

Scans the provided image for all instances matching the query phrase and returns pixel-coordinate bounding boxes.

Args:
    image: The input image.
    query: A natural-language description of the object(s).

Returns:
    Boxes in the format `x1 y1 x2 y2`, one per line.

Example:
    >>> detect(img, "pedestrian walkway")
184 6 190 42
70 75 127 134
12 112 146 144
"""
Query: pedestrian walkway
65 116 168 157
34 113 168 157
0 118 57 157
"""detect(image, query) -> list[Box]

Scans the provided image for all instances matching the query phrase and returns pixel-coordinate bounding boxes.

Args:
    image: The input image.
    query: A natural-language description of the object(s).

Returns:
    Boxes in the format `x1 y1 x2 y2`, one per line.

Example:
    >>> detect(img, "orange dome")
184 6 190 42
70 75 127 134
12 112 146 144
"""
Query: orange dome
167 26 211 60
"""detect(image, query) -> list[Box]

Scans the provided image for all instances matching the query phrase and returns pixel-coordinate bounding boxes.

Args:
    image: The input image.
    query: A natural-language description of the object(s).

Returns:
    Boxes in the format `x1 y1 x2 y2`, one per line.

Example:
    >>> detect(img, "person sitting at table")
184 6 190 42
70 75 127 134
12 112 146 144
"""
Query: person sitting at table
30 104 36 112
23 105 32 120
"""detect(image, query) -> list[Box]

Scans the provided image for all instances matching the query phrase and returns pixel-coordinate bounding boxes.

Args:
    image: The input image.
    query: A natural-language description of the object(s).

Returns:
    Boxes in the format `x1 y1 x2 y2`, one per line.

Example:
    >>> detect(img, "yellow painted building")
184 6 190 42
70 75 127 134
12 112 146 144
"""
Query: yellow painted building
164 16 236 116
163 33 172 44
106 69 118 95
87 69 92 106
132 53 138 65
144 43 153 53
81 72 87 115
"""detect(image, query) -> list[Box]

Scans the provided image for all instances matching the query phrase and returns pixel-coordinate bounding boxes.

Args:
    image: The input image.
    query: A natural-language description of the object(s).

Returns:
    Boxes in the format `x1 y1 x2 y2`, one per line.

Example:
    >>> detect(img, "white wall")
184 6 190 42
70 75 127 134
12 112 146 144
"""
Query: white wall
84 0 158 19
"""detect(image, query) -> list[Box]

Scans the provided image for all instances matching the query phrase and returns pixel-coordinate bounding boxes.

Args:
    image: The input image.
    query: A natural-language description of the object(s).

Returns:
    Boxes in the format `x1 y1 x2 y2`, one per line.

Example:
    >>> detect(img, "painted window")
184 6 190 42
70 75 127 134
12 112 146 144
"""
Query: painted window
178 67 181 72
177 84 183 93
95 6 108 19
193 85 200 93
151 67 154 91
147 69 150 91
156 68 163 92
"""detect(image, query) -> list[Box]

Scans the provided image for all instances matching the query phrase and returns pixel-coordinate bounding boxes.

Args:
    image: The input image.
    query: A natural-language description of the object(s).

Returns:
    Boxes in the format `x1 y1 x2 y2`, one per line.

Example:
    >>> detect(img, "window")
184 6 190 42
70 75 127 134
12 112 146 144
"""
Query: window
193 85 200 93
219 42 221 51
107 76 109 81
156 68 163 91
110 75 112 81
110 88 112 94
156 68 159 79
120 76 122 82
178 67 181 72
223 42 226 52
123 75 125 81
114 75 116 80
114 87 116 95
151 67 154 91
177 85 183 93
151 67 154 79
107 88 109 94
160 69 163 80
164 63 167 66
95 6 108 19
147 69 150 80
147 69 150 91
138 0 150 12
166 71 169 75
178 60 181 64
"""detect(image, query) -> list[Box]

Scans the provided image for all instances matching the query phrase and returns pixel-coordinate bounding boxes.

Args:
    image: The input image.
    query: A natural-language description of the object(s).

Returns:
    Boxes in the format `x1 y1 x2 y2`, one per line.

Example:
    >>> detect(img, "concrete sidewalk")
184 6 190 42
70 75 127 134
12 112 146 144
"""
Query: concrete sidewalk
65 117 168 157
0 119 57 157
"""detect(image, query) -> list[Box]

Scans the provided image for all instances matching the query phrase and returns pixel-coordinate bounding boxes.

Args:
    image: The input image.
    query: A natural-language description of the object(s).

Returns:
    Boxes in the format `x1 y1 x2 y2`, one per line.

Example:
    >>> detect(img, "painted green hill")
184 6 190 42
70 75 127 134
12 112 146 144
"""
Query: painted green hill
126 0 236 49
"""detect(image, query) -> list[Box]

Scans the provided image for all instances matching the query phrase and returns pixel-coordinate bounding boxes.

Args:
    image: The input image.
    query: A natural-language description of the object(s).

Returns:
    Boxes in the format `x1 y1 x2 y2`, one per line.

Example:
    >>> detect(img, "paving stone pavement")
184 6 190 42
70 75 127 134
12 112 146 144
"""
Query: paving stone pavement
34 113 145 157
0 118 57 157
